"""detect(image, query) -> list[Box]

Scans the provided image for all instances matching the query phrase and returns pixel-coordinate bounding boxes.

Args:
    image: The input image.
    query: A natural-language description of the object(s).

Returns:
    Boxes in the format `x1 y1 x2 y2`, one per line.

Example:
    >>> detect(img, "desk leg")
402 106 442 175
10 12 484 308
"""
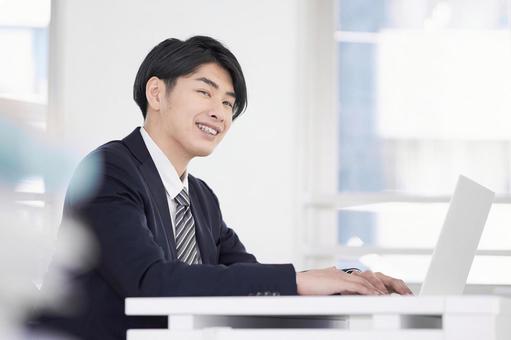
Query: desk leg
168 315 194 330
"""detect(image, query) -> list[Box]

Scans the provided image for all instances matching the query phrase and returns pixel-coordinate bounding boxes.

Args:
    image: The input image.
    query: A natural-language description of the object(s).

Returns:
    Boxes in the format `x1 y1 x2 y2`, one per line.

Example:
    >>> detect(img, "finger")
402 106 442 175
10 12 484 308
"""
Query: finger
337 270 381 295
391 279 413 295
354 271 389 294
339 280 381 296
376 273 413 295
348 272 386 294
344 272 384 295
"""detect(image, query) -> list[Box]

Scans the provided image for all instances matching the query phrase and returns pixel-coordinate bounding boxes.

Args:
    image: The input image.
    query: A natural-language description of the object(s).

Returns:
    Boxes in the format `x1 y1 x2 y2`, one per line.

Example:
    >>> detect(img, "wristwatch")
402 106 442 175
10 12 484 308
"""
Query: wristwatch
342 268 362 274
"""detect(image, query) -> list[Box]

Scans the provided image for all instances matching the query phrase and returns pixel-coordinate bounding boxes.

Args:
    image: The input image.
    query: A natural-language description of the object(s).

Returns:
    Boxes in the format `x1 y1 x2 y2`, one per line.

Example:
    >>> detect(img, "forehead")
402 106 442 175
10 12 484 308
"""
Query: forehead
184 63 234 92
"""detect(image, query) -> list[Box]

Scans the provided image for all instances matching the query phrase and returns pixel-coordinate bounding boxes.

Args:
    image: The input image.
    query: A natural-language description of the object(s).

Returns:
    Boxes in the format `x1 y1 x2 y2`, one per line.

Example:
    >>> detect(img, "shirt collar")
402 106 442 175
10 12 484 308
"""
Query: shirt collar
140 127 188 199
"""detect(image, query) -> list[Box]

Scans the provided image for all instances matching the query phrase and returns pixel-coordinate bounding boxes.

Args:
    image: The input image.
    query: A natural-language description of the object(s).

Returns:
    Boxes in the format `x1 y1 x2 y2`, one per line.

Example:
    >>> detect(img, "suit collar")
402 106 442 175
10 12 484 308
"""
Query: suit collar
122 127 215 263
122 127 178 259
139 127 189 200
122 127 150 164
188 177 217 265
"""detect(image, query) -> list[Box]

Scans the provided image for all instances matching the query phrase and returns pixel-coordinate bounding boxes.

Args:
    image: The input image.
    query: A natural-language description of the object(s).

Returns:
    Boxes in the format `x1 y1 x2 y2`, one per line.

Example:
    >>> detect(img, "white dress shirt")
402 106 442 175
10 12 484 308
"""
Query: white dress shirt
139 127 188 235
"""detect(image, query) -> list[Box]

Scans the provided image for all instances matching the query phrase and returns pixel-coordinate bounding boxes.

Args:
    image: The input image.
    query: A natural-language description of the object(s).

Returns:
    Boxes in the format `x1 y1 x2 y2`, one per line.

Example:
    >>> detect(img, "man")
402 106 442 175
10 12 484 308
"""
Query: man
38 36 411 339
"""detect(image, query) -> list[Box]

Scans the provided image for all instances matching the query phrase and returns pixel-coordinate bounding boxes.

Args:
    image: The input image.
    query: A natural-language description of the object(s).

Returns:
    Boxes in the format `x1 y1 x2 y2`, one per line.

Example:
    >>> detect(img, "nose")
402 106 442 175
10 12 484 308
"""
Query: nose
209 111 223 122
208 101 226 122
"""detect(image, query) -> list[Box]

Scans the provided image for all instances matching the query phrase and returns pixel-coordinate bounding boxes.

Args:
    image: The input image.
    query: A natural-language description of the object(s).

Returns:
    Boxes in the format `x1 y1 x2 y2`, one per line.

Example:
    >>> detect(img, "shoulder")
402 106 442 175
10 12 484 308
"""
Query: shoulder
188 175 221 206
94 139 137 167
78 139 140 179
66 140 140 206
188 174 216 196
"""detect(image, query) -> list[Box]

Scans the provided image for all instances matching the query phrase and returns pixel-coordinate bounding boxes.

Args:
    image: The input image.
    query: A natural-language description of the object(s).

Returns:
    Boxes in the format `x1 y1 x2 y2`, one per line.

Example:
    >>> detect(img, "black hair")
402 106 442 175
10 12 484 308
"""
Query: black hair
133 36 247 120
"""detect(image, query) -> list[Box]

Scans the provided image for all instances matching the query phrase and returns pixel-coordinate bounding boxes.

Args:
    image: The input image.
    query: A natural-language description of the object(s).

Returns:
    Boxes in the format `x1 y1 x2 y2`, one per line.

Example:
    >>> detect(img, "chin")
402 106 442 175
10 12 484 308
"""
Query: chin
190 145 215 158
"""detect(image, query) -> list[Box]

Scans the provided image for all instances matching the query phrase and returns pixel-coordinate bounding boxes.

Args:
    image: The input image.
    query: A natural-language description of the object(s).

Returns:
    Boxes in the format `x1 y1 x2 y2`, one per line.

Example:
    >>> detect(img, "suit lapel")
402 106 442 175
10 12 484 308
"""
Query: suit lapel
189 179 217 265
139 161 177 258
122 128 178 260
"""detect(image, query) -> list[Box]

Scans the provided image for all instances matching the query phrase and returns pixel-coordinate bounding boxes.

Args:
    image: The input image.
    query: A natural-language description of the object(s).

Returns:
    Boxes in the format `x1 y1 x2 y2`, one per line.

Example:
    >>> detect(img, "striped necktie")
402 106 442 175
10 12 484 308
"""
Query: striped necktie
174 189 202 264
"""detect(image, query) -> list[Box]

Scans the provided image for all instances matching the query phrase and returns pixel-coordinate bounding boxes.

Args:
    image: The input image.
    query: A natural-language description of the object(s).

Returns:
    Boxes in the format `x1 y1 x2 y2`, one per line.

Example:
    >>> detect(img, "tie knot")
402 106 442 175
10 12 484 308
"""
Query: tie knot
175 189 190 206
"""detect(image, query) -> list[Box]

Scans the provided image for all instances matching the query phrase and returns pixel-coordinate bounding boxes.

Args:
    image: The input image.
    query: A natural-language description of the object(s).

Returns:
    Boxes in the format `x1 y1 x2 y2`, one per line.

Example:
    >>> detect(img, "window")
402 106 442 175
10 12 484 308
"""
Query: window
0 0 50 191
303 0 511 286
0 0 50 101
0 0 51 284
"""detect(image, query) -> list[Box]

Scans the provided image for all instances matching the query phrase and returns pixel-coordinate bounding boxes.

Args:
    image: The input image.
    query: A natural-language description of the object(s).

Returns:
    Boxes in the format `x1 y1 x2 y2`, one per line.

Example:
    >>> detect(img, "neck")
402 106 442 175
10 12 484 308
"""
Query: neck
143 120 190 178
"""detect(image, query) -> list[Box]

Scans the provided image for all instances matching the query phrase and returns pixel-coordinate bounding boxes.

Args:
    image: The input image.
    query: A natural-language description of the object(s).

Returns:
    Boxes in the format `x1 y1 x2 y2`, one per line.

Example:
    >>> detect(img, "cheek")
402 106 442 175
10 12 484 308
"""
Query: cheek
224 118 233 132
165 107 192 130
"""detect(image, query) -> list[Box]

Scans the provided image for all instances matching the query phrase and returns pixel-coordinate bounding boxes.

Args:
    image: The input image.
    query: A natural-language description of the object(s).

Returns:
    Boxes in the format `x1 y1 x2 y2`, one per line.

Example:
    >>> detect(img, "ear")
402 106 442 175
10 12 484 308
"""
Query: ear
145 76 164 112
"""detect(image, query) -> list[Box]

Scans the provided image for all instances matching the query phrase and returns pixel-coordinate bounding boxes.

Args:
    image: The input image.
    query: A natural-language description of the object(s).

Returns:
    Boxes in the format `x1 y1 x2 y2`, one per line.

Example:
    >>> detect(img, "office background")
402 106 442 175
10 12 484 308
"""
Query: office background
1 0 511 316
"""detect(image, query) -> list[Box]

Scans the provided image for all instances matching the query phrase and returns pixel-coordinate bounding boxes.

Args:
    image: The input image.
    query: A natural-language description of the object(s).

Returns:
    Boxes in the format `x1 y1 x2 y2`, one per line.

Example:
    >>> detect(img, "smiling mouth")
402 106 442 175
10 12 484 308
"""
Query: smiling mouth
196 123 219 136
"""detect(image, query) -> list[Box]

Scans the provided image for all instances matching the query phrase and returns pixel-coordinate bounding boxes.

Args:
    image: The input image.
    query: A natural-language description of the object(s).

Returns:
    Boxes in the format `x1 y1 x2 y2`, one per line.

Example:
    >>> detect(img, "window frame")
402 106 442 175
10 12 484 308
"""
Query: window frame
298 0 511 286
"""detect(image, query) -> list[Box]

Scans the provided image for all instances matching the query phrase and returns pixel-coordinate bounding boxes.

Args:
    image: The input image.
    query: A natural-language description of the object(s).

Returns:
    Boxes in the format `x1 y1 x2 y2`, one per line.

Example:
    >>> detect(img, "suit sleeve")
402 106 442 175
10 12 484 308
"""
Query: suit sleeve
64 149 297 298
193 178 260 265
217 220 258 265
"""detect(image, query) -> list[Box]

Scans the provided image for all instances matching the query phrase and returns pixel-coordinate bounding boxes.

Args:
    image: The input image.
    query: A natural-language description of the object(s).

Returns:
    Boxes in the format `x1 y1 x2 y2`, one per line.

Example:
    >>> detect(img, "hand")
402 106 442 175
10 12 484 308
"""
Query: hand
351 271 413 295
296 267 413 296
296 266 384 296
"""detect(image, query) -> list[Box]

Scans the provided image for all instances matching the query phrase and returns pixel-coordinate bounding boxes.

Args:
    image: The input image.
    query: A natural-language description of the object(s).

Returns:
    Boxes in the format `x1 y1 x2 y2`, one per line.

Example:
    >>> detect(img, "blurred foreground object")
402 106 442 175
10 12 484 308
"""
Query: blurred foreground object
0 117 98 339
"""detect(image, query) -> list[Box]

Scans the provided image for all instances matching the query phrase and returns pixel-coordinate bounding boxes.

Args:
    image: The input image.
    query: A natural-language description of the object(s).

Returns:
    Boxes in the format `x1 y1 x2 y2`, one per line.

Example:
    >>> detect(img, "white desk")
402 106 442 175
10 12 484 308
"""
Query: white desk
125 295 511 340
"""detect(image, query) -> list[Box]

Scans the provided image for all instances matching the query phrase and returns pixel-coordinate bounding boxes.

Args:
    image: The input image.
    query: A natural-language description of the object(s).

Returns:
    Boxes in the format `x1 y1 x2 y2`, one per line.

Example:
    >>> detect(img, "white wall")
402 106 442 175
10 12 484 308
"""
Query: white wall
49 0 310 264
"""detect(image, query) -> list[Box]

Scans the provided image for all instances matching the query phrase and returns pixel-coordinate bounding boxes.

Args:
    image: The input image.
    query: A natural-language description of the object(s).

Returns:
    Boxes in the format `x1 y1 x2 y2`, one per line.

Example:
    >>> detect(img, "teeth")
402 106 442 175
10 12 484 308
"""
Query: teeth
197 123 218 136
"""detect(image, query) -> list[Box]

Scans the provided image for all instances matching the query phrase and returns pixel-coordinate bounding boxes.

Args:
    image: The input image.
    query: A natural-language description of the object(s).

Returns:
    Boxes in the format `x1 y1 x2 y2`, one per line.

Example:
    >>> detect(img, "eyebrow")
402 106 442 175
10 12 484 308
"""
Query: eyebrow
195 77 236 99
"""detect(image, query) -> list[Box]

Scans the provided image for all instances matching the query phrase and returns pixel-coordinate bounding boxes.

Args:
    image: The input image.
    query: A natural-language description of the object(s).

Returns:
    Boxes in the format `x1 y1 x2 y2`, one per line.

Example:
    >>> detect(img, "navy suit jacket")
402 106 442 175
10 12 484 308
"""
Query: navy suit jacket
37 128 297 339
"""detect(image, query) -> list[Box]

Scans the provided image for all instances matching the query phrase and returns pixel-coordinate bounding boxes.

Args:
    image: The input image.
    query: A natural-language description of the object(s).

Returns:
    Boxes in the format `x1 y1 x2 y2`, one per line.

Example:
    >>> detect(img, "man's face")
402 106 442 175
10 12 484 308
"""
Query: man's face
158 62 235 159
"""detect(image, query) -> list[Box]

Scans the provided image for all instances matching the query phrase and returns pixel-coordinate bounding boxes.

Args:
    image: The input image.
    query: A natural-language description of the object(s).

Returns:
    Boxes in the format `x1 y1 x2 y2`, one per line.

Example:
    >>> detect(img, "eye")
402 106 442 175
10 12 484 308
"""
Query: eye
223 101 234 109
197 90 211 97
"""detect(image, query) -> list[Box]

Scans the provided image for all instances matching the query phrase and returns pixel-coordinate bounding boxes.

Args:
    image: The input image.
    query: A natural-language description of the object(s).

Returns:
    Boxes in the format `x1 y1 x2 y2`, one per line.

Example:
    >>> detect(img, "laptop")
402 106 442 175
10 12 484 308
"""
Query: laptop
419 175 495 295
